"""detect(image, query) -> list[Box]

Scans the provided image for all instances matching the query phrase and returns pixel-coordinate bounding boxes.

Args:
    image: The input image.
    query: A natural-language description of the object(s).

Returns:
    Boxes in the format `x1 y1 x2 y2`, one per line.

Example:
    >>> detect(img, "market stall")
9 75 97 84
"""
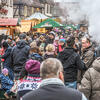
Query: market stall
32 18 63 33
0 18 18 38
16 19 39 33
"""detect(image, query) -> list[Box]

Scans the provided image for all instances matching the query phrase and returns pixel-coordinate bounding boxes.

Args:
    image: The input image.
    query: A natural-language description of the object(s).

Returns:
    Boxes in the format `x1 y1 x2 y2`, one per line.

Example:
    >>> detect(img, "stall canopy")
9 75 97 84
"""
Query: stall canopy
0 18 18 26
25 12 48 20
33 19 63 28
65 24 79 30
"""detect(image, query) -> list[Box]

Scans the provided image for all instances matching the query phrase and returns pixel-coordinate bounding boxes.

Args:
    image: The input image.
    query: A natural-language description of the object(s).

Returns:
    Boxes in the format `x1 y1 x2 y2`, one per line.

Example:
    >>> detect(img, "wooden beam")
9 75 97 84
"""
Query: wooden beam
13 5 19 17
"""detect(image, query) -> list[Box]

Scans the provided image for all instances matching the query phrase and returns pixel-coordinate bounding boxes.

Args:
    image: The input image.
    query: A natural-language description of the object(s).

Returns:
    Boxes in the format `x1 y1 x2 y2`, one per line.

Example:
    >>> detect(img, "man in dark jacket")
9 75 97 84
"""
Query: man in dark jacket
45 32 55 48
81 37 94 68
58 36 86 89
77 37 95 85
22 58 87 100
2 41 12 68
10 33 30 79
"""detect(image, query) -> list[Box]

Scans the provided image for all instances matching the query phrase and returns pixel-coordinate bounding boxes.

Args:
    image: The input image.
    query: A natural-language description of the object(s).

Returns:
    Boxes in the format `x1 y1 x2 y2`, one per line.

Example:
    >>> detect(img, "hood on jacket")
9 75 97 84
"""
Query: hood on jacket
17 40 27 49
93 57 100 72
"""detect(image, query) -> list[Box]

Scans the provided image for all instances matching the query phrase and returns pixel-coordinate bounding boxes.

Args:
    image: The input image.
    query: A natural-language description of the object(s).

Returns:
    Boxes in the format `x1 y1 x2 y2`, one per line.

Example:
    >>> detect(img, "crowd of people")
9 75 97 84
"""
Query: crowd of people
0 27 100 100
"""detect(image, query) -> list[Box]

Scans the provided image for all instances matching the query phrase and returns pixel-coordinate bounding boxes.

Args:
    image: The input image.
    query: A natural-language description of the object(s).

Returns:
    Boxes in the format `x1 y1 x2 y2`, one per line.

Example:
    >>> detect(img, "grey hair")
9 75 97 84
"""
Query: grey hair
40 58 63 79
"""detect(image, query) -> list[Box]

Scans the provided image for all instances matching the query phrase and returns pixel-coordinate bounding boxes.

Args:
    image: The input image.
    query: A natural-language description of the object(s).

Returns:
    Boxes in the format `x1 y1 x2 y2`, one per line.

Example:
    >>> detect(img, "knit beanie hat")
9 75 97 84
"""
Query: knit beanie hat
49 31 55 37
2 68 8 75
59 39 66 43
25 59 40 74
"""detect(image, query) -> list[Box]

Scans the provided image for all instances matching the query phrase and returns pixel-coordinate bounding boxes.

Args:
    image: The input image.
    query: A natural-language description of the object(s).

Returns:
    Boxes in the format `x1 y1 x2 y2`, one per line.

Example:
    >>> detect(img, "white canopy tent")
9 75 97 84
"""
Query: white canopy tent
25 12 49 20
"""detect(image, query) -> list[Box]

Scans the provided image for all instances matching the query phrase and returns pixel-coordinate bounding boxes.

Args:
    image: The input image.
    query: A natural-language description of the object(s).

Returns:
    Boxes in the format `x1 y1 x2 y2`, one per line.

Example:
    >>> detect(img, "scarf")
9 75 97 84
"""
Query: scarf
40 78 65 87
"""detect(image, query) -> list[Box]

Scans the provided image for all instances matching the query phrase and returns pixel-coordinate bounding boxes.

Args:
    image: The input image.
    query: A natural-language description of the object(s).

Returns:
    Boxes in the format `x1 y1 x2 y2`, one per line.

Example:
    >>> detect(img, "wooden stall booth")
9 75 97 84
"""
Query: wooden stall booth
0 18 18 39
16 19 39 33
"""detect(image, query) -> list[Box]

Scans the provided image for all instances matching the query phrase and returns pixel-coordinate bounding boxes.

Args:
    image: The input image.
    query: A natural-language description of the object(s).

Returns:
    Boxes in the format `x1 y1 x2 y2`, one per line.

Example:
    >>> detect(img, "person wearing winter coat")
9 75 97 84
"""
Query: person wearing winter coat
0 68 14 99
17 59 41 100
77 37 95 85
2 41 12 68
58 36 86 89
79 57 100 100
81 37 94 68
10 33 30 80
45 32 55 49
22 58 87 100
1 41 14 80
43 44 55 60
29 42 43 62
53 37 59 55
57 39 66 54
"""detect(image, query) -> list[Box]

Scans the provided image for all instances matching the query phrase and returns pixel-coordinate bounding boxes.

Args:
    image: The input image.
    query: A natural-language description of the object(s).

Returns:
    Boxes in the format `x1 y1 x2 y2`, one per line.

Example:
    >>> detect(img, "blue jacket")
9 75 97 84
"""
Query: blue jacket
0 74 14 90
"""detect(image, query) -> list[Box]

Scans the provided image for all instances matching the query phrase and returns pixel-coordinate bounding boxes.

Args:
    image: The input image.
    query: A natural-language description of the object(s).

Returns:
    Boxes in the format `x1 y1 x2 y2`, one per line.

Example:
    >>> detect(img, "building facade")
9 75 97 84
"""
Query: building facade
0 0 13 18
39 0 55 17
13 0 44 19
13 0 55 19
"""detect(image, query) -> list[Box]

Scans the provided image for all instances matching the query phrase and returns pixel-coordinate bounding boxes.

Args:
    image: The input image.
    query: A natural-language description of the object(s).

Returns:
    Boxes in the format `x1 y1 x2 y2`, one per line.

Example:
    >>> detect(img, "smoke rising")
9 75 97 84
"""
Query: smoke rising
80 0 100 41
59 0 100 41
60 1 85 24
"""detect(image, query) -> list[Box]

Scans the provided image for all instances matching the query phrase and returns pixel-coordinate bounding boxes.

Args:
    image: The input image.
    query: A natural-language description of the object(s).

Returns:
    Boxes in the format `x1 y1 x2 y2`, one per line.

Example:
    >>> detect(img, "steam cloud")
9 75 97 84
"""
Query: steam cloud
60 0 100 41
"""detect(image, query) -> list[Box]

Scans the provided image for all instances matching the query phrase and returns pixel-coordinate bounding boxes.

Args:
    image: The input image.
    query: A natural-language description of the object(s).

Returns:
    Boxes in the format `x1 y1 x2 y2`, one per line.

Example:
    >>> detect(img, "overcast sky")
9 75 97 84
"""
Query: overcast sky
55 0 80 2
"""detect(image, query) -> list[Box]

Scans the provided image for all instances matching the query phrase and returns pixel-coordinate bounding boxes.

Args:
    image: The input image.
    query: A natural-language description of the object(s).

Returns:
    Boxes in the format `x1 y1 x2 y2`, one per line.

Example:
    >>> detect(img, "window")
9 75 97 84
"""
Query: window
24 6 27 17
10 0 13 7
27 7 32 17
32 7 34 14
20 6 24 16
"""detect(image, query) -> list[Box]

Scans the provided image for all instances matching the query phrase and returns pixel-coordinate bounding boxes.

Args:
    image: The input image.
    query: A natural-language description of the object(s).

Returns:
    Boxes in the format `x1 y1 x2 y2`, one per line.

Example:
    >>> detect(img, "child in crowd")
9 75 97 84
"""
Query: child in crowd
0 68 14 99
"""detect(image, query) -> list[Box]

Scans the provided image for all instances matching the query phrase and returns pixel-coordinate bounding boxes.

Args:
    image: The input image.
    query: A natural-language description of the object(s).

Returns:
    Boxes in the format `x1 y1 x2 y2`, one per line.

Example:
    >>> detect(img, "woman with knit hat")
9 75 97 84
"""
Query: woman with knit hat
57 39 66 54
17 59 41 100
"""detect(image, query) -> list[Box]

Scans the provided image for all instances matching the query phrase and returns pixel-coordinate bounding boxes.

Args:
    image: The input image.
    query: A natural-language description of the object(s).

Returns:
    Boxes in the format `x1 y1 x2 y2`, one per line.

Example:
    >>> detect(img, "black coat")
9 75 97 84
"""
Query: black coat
58 47 86 82
22 84 82 100
45 38 54 47
10 40 30 73
2 46 12 68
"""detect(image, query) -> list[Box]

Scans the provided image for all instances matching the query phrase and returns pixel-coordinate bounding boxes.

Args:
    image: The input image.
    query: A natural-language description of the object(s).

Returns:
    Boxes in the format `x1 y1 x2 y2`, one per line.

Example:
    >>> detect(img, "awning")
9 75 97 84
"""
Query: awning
0 18 18 26
33 19 63 28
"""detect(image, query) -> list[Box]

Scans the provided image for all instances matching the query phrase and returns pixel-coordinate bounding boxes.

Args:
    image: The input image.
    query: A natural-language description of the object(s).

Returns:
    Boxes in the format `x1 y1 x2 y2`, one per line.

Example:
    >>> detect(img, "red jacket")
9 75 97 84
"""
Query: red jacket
0 48 5 62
